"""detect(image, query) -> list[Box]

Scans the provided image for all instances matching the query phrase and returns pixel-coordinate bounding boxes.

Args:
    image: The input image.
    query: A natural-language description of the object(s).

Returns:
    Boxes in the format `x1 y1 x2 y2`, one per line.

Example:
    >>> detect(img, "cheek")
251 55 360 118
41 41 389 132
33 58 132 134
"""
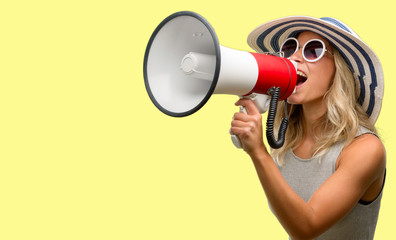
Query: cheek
310 61 335 91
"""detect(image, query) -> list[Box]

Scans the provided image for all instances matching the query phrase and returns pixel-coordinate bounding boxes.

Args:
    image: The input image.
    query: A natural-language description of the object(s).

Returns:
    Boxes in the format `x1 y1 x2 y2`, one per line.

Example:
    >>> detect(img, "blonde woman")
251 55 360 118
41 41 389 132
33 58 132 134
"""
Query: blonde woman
230 17 385 239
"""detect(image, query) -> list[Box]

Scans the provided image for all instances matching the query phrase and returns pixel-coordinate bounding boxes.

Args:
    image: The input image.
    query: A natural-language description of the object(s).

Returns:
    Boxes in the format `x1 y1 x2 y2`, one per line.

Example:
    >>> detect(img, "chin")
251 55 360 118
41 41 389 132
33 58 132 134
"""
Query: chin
286 95 302 105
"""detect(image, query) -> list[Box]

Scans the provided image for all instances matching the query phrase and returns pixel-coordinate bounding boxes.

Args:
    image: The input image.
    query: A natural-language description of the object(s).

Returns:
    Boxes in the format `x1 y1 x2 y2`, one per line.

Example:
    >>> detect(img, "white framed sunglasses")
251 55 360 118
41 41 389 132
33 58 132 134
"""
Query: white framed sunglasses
280 37 333 62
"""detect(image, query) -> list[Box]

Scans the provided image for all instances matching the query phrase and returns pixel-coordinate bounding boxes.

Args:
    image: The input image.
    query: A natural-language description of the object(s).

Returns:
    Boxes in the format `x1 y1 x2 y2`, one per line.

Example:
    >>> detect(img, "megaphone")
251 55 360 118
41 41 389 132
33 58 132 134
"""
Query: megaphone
144 11 297 149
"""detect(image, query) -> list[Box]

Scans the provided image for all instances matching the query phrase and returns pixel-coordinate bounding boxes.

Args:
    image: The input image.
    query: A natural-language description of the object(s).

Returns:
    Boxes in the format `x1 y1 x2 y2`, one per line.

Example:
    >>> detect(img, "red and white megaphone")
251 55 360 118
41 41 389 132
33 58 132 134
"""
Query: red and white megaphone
144 11 297 149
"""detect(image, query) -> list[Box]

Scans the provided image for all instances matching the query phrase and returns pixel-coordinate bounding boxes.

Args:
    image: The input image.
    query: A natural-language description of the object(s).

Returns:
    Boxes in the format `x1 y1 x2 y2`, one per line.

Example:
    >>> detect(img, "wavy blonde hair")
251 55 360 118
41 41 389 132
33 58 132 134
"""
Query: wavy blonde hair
272 48 376 165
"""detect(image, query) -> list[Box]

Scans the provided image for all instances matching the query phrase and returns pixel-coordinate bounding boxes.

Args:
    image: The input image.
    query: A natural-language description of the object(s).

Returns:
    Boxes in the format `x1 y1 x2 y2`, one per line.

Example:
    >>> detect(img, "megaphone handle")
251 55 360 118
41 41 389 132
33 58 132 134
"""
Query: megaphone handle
231 94 270 149
231 105 247 148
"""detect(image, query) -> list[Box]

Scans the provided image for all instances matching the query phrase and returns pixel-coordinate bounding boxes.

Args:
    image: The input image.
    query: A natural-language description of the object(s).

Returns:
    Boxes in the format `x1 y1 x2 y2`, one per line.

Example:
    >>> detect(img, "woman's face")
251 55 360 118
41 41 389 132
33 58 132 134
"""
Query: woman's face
286 31 336 106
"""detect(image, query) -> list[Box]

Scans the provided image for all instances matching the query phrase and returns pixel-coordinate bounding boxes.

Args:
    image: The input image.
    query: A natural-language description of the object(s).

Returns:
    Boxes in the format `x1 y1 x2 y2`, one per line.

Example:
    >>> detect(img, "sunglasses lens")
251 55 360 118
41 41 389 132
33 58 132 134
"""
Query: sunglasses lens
281 39 297 58
304 40 324 61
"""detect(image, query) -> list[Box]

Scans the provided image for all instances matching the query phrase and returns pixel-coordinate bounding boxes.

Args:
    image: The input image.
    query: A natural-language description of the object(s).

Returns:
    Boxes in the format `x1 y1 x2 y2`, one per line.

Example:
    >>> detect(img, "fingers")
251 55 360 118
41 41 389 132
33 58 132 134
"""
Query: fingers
232 109 262 125
230 112 262 137
230 112 264 154
231 97 263 136
230 122 250 137
233 112 251 121
235 98 260 115
231 118 252 128
231 98 267 154
229 126 248 137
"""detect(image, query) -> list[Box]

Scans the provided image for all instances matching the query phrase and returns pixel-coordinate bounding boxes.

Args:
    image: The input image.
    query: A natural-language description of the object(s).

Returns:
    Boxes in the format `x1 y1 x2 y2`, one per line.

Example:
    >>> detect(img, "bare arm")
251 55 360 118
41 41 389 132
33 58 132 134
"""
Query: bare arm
230 99 386 239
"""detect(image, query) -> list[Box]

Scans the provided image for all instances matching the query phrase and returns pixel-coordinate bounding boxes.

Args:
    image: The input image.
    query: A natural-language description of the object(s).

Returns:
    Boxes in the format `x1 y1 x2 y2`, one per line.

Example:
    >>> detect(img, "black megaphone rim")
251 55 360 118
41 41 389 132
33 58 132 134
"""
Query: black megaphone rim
143 11 221 117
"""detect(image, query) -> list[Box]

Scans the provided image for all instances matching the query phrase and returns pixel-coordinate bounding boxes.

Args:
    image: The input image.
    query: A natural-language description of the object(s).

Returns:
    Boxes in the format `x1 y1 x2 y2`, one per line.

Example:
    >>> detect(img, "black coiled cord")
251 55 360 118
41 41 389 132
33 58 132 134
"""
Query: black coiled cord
266 87 289 149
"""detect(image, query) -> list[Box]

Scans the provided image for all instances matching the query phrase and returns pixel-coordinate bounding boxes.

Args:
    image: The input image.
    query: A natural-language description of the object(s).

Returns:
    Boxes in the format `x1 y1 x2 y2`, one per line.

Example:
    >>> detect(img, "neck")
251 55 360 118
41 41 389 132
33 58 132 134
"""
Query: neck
301 99 327 137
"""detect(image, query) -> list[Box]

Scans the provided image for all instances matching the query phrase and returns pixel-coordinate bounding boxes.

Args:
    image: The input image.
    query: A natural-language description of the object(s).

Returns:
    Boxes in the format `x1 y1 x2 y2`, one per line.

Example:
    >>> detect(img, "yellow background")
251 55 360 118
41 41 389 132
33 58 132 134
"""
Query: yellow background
1 0 394 239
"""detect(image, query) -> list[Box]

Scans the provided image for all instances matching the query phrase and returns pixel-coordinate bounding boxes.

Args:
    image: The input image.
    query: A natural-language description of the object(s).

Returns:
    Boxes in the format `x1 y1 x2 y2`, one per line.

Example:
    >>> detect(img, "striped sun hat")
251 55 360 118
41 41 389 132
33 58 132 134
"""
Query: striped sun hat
247 16 384 123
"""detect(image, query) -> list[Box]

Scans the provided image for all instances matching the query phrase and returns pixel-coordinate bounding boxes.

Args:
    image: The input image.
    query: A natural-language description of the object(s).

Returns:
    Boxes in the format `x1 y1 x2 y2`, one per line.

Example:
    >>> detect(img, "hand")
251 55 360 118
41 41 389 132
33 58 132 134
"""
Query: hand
230 98 268 156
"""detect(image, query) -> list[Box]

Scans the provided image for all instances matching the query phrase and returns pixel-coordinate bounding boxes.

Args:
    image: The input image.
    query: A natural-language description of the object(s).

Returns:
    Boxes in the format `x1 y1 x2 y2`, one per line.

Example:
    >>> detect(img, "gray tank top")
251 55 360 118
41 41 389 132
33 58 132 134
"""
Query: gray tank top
276 127 384 239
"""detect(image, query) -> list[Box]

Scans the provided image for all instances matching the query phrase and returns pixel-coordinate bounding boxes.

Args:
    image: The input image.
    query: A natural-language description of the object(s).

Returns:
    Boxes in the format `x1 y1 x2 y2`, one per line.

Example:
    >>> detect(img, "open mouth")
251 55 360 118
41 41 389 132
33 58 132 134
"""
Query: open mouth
297 70 307 86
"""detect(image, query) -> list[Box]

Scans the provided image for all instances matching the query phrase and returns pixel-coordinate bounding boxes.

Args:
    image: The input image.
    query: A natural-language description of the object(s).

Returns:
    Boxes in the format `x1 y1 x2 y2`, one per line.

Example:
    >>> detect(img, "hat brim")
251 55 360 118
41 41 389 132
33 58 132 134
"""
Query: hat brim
247 16 384 123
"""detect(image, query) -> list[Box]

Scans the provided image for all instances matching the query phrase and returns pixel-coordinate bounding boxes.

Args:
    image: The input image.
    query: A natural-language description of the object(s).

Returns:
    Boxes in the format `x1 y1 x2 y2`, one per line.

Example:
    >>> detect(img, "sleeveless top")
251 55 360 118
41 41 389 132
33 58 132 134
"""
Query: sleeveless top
275 127 385 239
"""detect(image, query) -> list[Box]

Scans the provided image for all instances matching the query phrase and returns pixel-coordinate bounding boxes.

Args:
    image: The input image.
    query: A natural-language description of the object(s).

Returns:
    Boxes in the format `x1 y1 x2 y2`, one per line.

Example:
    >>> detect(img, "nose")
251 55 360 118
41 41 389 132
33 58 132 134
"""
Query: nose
290 47 303 63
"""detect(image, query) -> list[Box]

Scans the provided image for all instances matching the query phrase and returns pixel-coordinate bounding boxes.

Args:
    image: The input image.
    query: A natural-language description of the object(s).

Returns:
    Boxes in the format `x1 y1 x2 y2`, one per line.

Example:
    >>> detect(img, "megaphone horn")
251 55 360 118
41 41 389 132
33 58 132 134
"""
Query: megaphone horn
144 11 297 148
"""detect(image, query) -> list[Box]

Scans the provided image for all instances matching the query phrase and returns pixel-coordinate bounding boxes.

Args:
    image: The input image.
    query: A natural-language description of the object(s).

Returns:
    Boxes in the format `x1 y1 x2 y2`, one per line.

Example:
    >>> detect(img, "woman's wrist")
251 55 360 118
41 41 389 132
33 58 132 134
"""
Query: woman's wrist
248 144 271 164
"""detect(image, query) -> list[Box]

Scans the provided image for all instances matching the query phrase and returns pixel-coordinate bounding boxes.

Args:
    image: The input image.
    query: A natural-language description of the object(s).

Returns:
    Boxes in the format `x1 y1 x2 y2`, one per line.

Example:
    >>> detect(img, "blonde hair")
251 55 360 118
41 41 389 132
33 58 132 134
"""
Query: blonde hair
272 48 376 165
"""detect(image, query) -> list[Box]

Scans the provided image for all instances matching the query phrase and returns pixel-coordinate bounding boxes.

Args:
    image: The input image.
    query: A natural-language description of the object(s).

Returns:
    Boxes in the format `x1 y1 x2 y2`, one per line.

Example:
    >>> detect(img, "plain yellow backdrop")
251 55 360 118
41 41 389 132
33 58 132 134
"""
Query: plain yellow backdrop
1 0 394 239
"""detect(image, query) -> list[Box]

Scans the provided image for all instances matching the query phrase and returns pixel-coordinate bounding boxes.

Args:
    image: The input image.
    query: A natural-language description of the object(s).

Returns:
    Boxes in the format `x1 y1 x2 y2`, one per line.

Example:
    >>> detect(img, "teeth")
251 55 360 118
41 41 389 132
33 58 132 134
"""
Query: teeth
297 71 307 78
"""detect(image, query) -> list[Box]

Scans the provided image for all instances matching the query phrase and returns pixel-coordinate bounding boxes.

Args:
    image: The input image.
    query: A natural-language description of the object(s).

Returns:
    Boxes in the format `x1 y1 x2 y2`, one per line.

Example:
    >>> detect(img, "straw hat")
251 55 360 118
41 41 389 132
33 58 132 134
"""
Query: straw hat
247 16 384 123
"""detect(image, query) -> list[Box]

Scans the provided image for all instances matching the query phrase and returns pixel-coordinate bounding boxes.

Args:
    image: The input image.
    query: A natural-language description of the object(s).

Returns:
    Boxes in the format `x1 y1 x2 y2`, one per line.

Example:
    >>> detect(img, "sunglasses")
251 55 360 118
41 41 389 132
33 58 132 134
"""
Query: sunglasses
280 38 333 62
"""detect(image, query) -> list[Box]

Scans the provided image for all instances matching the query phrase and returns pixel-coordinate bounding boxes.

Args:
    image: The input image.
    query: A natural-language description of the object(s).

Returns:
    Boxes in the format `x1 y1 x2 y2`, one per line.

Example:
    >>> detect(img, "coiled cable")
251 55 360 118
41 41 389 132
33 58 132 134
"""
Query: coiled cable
266 87 289 149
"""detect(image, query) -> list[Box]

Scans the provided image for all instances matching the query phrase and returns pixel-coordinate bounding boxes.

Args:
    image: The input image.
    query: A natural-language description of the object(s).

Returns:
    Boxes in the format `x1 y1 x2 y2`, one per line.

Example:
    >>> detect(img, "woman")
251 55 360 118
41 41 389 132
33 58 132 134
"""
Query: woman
230 16 386 239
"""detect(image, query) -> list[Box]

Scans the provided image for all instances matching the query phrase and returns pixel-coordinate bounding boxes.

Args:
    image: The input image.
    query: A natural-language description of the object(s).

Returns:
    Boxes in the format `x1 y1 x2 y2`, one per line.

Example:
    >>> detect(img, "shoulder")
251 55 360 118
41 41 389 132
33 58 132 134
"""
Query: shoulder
347 133 385 160
337 133 386 179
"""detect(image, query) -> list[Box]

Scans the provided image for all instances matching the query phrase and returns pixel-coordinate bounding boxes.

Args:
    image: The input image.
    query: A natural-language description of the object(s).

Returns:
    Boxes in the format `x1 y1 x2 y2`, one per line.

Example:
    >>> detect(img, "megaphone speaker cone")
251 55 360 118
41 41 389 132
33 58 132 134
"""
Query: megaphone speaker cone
143 11 221 117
